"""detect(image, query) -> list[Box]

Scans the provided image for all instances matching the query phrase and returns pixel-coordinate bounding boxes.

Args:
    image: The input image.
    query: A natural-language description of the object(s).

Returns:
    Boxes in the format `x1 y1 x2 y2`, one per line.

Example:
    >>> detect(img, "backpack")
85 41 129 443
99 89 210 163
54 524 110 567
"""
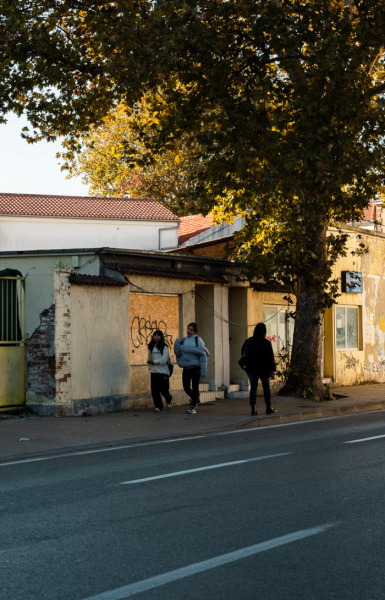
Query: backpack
238 339 250 371
168 359 174 377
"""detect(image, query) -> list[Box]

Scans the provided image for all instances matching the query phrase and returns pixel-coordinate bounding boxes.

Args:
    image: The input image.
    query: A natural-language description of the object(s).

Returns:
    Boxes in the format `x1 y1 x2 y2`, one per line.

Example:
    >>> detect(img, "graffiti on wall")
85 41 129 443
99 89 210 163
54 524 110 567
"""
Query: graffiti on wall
129 294 179 364
364 359 385 374
130 317 174 349
343 353 359 370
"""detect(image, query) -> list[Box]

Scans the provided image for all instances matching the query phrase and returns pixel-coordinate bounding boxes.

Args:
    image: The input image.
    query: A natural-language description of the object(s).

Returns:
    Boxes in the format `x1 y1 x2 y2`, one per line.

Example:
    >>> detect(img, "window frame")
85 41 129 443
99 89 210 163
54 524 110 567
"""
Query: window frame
335 305 360 351
263 305 294 355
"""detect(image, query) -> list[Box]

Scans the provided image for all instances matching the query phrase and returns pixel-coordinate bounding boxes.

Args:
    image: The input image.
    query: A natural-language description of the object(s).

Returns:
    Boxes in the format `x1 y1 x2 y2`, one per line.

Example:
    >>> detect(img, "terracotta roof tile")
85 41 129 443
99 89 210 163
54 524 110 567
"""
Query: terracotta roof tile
362 199 375 222
0 193 179 221
178 214 215 244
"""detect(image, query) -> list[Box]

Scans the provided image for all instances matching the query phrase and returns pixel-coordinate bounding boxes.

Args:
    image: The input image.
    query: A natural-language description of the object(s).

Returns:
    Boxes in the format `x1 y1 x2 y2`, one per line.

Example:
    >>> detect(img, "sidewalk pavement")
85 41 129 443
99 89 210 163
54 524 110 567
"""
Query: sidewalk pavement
1 383 384 463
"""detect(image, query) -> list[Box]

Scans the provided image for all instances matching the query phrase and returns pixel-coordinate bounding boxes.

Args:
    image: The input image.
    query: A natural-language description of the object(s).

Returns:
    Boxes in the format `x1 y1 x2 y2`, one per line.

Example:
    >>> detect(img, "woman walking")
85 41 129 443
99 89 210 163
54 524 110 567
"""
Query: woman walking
147 329 172 411
174 322 209 414
240 322 277 416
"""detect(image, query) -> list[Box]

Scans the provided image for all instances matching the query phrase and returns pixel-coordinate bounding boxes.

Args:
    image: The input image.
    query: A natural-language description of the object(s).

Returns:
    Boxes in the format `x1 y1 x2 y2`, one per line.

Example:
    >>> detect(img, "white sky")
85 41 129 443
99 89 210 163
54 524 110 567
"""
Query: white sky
0 113 90 196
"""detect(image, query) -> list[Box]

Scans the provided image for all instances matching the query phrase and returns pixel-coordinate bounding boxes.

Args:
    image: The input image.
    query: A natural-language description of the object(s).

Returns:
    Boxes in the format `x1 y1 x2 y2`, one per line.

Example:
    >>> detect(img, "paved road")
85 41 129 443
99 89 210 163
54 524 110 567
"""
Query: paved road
2 411 385 599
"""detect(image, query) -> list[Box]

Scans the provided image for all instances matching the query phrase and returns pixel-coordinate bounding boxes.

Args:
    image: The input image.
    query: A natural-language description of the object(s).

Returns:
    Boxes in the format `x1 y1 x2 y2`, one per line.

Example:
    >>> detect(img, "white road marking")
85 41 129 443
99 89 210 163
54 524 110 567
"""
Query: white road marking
0 436 207 467
119 453 291 485
81 524 335 600
0 410 377 468
345 433 385 444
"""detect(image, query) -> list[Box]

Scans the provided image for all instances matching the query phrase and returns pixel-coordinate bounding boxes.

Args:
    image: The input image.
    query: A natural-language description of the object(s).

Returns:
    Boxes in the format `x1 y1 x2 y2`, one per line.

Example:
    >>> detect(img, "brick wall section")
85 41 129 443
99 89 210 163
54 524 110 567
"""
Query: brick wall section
26 304 56 400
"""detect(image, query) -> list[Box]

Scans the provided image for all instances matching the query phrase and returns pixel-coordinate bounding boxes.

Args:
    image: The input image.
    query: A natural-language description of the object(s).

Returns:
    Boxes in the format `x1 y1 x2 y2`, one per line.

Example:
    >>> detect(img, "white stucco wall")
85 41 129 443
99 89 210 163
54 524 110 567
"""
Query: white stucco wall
70 284 131 401
0 216 179 251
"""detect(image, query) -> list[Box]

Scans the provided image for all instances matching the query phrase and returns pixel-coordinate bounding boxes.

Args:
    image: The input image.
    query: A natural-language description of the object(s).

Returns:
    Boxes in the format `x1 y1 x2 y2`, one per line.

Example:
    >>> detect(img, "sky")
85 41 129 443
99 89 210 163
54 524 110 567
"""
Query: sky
0 112 90 197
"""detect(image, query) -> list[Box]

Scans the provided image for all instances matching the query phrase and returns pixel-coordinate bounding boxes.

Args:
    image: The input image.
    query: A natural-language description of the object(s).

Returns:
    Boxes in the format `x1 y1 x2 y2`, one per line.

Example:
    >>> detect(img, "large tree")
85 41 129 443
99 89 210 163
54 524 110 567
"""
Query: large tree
2 0 385 398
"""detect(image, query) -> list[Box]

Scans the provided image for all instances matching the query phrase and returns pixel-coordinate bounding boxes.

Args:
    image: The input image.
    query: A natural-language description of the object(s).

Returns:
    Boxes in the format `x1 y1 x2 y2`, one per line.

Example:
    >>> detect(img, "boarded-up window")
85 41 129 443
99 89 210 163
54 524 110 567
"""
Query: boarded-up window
129 294 179 365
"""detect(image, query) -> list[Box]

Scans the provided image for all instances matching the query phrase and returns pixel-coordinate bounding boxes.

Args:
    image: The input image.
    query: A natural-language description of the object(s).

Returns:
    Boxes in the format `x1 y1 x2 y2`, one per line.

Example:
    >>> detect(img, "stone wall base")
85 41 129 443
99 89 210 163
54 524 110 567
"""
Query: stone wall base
27 390 190 417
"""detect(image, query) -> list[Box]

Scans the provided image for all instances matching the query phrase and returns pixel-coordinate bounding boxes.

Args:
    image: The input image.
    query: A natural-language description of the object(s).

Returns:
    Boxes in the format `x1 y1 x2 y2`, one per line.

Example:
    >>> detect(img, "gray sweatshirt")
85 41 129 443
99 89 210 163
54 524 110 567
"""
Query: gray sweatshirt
147 345 170 375
174 335 209 377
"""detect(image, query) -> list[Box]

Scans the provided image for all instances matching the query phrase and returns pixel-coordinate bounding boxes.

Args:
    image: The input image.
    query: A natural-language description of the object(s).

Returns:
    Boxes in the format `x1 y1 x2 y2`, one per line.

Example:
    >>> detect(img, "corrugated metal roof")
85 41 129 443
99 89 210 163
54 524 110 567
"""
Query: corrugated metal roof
0 193 179 221
118 264 227 284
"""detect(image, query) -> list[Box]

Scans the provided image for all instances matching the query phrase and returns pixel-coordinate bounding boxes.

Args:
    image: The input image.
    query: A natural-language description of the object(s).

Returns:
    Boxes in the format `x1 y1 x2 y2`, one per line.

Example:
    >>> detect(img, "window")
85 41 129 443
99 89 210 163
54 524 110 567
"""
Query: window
263 305 294 354
336 306 359 349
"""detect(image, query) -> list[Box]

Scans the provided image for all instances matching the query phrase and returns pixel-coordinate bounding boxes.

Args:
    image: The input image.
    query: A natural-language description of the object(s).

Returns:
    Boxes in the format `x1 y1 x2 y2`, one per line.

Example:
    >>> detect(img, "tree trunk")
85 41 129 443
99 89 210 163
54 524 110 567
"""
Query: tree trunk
279 221 328 400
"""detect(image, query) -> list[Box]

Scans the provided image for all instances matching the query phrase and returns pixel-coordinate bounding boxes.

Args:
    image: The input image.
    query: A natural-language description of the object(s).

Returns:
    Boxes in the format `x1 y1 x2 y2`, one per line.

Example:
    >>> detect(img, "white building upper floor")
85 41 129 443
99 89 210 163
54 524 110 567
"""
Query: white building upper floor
0 193 180 252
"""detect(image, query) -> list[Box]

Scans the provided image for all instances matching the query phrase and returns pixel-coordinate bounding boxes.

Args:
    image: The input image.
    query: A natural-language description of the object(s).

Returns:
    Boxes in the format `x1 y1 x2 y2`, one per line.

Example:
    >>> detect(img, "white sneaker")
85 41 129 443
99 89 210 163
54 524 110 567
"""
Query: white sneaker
154 407 161 412
167 402 172 409
186 406 197 414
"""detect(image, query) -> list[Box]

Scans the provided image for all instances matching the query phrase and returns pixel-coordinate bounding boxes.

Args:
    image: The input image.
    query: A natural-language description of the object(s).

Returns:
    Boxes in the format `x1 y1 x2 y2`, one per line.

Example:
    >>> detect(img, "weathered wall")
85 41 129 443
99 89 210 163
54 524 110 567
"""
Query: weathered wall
229 286 248 386
26 304 56 412
327 229 385 385
361 235 385 381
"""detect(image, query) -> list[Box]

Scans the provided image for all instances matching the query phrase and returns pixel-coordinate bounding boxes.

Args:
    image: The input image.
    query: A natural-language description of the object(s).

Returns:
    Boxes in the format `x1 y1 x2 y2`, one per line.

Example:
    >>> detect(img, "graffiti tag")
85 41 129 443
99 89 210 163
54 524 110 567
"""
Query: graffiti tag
344 354 358 370
130 316 174 349
364 360 385 374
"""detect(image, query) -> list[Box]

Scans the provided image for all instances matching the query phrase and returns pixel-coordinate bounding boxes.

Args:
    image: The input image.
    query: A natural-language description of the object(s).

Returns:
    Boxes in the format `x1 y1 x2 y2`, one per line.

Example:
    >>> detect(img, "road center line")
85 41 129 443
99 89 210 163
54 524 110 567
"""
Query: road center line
81 523 335 600
119 452 291 485
345 433 385 444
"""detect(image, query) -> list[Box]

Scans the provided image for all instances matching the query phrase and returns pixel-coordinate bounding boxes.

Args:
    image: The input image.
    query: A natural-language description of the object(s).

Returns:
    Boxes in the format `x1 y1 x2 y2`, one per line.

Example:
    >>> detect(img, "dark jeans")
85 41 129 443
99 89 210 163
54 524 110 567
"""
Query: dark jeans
247 373 271 409
182 366 201 407
151 373 172 409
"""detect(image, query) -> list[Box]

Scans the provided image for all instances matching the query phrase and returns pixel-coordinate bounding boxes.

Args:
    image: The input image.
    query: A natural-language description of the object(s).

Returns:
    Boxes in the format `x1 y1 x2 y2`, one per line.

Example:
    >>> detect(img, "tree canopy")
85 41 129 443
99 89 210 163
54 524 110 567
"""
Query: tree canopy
61 98 206 214
2 0 385 398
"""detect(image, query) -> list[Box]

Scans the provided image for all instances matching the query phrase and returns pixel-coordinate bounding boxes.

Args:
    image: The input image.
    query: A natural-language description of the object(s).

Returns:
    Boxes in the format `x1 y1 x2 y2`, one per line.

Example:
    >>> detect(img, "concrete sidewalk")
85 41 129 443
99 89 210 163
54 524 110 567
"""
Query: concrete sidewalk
0 383 384 463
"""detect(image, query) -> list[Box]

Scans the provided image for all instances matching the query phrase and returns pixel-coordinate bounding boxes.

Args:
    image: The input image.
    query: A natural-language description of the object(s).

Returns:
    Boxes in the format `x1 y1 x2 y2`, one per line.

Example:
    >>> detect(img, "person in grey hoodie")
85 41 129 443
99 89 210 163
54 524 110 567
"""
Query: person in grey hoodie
174 322 209 414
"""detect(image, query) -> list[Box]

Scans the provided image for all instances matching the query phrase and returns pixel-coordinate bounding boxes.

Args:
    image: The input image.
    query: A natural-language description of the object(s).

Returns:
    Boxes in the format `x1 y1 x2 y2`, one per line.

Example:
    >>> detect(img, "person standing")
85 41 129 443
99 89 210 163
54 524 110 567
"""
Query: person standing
147 329 173 411
240 322 277 416
174 322 209 414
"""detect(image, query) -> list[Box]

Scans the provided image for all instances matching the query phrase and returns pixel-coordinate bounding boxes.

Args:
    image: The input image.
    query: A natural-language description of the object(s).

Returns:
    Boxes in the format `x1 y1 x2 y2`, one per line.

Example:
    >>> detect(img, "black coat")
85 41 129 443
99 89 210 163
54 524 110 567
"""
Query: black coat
241 336 276 376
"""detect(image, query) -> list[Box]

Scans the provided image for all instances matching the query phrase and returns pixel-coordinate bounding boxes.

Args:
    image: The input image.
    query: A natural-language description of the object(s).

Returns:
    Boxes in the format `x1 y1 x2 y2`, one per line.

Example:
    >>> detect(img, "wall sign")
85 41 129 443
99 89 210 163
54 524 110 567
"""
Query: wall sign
341 271 363 293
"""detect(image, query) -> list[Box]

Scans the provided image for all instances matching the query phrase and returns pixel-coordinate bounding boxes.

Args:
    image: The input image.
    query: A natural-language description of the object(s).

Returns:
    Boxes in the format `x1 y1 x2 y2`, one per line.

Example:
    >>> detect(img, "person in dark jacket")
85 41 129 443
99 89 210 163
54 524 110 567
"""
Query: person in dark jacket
240 322 277 416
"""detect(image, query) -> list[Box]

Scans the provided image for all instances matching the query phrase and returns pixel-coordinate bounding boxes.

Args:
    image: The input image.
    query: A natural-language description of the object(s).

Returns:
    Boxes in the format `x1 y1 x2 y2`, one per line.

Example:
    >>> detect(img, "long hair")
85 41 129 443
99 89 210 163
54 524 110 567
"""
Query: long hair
148 329 167 353
253 322 266 340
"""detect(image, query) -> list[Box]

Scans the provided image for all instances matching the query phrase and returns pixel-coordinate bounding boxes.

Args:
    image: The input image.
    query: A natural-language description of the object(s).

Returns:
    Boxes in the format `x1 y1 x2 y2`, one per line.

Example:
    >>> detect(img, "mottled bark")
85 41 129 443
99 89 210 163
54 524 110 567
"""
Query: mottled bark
280 221 328 400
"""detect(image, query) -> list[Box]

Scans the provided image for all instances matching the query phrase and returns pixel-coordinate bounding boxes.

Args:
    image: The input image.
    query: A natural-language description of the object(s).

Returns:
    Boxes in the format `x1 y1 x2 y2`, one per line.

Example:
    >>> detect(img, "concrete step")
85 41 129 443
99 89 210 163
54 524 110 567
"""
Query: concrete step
231 378 249 391
227 384 241 393
226 391 250 399
199 390 225 404
199 383 210 392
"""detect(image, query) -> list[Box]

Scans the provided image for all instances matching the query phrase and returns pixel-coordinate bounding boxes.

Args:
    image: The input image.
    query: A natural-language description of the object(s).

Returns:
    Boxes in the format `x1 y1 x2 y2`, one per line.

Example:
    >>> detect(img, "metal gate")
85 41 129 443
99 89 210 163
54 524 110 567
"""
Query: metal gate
0 276 26 411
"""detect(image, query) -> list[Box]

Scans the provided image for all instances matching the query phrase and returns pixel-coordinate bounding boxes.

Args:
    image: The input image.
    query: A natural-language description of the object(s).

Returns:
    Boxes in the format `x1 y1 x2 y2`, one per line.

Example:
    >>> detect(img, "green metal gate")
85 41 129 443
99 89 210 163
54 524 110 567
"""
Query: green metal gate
0 276 26 411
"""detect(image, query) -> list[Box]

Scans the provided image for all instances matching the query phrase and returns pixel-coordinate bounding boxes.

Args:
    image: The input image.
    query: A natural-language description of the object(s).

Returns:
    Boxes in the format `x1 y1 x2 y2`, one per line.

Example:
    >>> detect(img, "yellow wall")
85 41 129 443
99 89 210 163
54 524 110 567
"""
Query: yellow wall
327 228 385 384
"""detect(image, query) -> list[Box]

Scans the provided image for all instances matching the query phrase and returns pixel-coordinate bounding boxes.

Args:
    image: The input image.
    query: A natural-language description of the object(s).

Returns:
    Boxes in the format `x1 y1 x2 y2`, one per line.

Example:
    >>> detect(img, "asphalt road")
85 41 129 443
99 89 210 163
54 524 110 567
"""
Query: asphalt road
1 411 385 600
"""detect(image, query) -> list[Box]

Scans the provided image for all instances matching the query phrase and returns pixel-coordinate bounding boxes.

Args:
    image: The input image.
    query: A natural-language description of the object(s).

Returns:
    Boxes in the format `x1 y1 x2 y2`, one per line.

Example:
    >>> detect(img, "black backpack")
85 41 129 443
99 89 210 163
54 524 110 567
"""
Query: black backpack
238 339 250 370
